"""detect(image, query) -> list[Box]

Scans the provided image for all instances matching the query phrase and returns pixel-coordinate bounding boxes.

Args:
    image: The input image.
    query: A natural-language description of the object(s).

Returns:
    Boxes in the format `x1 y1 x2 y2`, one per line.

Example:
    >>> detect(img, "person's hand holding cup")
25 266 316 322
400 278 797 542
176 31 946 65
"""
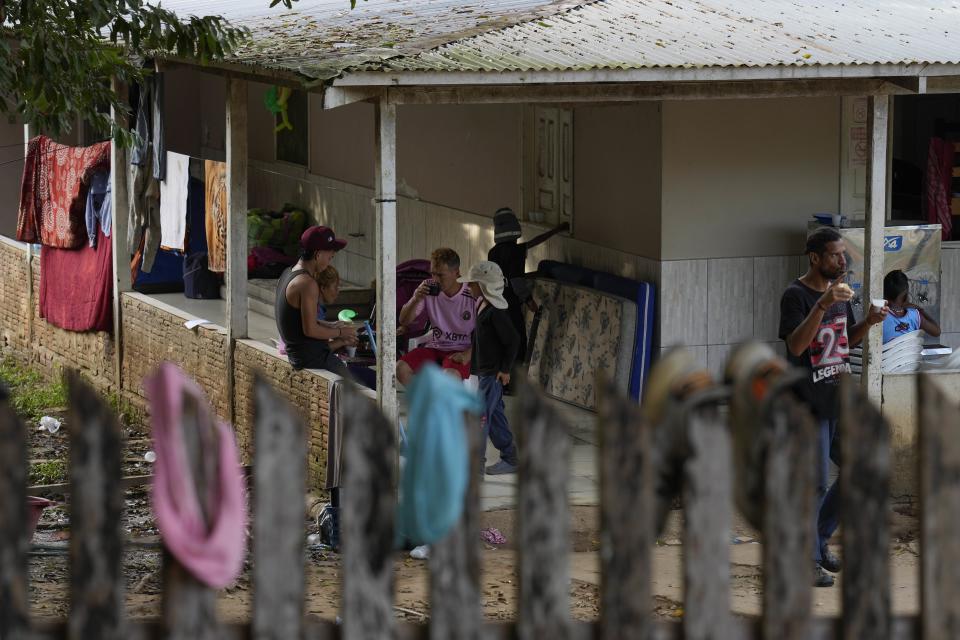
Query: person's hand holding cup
867 298 889 325
337 322 357 341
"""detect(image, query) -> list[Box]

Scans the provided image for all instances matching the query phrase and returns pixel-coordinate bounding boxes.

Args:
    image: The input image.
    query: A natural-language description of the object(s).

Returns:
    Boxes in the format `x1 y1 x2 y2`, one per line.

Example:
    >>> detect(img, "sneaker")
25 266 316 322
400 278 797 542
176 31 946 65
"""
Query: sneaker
813 563 835 588
819 547 841 573
485 459 518 475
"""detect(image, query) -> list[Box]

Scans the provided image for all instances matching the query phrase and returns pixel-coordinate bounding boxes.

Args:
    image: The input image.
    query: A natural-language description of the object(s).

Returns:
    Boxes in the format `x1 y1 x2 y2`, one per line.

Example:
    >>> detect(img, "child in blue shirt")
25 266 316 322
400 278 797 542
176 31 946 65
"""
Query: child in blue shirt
882 269 940 343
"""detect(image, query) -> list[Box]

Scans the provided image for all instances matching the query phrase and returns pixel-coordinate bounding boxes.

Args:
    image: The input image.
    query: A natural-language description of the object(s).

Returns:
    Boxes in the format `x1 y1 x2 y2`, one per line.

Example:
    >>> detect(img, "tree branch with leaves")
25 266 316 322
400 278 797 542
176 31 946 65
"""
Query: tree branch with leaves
0 0 249 146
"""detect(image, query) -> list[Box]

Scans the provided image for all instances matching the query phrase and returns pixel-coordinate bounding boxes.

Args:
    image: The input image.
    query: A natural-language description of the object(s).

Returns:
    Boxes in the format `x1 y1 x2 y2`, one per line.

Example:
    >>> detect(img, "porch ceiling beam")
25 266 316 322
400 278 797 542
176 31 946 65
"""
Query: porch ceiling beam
332 62 960 88
322 87 383 110
157 57 307 91
375 78 916 106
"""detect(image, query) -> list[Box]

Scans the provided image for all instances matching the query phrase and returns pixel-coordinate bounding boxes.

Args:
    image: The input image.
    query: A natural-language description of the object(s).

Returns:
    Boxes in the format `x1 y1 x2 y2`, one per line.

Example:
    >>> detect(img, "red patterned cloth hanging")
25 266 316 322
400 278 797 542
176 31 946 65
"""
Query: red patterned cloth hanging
17 135 111 248
924 137 954 241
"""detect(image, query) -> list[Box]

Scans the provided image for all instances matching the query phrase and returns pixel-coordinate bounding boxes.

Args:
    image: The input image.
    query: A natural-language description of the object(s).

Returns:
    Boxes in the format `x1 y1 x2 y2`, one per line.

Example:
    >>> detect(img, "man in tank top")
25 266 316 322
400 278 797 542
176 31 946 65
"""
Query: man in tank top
275 226 357 374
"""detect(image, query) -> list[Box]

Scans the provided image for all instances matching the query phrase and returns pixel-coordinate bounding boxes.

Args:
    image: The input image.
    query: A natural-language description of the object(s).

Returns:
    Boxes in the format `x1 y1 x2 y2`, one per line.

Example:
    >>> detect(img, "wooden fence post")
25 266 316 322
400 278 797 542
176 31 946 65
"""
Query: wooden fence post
66 372 125 640
253 376 306 640
429 414 483 640
598 379 654 640
341 384 396 640
0 384 30 639
840 375 891 640
681 390 732 640
761 392 816 640
918 374 960 638
161 394 221 639
517 379 571 640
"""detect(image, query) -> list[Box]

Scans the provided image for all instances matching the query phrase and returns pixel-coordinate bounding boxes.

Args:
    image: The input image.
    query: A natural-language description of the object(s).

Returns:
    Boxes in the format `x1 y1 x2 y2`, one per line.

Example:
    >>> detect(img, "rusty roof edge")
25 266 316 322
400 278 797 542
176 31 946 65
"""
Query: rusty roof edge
332 61 960 88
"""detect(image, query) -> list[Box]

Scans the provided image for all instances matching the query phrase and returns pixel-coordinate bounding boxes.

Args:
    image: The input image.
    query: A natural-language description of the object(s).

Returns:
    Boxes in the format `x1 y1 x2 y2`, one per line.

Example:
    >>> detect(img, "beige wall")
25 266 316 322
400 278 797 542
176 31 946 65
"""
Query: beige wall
307 103 523 217
661 97 841 260
397 104 522 218
310 100 374 188
248 82 277 163
574 103 662 260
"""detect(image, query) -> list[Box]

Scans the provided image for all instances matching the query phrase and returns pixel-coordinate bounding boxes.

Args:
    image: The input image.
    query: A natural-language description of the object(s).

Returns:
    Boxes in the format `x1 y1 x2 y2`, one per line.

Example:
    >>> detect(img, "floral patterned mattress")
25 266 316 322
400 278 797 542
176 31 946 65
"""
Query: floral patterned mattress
526 278 636 410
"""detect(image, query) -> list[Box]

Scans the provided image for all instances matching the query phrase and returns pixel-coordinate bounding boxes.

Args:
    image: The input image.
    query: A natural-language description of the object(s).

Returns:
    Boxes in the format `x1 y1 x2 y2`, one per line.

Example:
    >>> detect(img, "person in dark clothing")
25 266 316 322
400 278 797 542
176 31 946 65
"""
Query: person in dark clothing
487 207 569 363
275 225 357 374
458 261 521 475
778 227 887 588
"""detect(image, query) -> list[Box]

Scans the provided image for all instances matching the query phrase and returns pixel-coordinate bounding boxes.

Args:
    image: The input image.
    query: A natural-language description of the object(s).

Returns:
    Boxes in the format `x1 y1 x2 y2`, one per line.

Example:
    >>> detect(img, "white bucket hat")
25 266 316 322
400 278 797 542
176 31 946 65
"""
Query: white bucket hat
457 261 508 309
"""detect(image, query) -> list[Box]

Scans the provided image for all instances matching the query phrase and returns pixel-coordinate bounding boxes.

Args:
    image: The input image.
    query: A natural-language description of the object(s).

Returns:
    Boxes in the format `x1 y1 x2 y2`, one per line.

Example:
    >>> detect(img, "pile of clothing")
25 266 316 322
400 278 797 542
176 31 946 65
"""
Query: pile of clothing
246 204 307 279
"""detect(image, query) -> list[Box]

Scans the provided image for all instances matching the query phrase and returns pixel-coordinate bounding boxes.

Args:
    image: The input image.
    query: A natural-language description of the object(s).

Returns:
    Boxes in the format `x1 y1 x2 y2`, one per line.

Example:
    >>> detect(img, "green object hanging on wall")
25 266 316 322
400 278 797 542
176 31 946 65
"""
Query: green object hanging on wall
264 86 293 133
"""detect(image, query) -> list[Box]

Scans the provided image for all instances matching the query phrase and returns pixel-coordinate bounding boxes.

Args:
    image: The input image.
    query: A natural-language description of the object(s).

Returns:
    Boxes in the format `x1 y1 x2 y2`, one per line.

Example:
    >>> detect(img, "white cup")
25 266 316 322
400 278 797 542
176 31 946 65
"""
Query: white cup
871 298 886 310
831 213 842 226
345 346 357 358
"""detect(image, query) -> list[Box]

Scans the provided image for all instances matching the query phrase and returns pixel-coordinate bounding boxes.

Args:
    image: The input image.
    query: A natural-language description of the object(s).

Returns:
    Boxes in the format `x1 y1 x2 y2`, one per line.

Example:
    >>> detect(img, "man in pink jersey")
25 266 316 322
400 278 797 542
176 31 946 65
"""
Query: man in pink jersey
397 247 476 385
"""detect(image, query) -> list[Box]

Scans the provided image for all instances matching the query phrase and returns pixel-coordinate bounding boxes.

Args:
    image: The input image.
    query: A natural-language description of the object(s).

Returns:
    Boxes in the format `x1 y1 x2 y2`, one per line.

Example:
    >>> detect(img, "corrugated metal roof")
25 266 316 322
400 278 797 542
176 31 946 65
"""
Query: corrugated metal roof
371 0 960 74
156 0 582 80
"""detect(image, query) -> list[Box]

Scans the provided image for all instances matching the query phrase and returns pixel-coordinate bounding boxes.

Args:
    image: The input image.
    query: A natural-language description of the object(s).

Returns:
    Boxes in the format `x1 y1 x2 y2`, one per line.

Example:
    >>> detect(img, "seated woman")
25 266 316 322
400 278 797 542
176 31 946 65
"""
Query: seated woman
882 269 941 343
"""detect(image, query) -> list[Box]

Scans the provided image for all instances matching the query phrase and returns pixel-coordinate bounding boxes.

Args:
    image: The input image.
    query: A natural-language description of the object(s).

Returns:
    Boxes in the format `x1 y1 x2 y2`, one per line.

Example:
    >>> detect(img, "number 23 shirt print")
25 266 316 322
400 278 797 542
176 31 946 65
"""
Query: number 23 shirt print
779 280 857 421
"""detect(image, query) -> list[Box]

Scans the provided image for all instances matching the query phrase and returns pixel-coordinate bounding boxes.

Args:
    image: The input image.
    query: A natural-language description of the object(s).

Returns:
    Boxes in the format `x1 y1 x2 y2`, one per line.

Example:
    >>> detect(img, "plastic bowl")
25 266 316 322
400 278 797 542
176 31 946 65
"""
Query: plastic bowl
812 213 834 225
27 496 54 539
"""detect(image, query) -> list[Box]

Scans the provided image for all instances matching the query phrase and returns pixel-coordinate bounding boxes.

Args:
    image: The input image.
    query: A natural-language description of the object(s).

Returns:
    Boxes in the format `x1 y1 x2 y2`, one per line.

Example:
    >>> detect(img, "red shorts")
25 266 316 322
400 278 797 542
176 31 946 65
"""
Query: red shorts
400 347 471 380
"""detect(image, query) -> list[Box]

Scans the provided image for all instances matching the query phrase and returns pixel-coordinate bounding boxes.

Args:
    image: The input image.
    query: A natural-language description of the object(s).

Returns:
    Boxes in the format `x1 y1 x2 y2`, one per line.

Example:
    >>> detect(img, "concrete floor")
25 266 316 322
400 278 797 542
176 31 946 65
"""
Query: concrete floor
149 292 279 345
475 394 598 512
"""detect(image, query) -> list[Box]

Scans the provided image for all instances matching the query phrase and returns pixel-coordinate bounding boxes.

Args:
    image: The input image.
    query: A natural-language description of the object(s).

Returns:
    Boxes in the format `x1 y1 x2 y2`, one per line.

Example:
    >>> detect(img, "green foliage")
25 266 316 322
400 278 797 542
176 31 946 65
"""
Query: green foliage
0 0 249 146
30 459 68 486
0 357 67 423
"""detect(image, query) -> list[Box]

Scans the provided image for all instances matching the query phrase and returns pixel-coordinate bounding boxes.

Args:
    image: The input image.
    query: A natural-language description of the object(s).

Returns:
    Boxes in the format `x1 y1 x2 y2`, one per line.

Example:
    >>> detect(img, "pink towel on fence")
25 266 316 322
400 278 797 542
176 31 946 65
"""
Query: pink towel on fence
145 362 247 588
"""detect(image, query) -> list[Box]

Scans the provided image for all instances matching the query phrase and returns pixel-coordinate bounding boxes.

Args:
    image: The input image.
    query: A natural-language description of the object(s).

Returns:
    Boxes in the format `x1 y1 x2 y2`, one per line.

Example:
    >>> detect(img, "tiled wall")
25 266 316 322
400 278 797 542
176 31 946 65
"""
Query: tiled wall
941 245 960 350
659 255 803 377
248 160 661 288
661 245 960 377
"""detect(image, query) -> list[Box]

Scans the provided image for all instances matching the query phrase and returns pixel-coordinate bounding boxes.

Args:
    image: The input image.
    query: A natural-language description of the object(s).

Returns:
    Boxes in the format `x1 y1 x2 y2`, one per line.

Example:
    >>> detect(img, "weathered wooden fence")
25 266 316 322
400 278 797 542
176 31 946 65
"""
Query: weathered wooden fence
0 346 958 639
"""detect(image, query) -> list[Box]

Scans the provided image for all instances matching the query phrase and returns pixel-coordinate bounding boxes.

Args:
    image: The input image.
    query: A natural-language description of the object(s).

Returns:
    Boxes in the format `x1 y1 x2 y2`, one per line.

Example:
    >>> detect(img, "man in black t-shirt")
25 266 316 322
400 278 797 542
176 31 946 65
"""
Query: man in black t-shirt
778 227 887 588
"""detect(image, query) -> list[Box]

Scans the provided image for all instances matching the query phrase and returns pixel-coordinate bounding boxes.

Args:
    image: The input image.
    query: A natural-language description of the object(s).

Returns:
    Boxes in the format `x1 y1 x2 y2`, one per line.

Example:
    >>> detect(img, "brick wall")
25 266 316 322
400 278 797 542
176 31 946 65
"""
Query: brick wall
0 239 30 353
120 293 230 419
0 240 115 394
234 340 360 491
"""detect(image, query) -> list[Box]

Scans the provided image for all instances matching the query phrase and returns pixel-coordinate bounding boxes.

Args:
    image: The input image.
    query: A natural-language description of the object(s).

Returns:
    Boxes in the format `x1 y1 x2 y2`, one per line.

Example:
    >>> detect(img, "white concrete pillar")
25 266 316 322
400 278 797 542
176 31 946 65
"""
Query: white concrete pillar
109 78 132 392
374 101 398 423
226 77 249 342
862 95 890 404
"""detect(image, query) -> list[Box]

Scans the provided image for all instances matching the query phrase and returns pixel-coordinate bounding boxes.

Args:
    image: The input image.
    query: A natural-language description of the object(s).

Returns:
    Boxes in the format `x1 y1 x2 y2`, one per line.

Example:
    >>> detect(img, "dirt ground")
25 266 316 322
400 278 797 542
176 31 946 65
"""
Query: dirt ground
28 488 922 624
21 367 923 624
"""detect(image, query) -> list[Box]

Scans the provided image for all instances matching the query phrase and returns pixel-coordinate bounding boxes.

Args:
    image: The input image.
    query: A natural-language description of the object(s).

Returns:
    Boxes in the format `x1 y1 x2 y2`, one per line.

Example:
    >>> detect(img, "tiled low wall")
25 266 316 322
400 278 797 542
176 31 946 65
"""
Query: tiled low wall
659 255 803 376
